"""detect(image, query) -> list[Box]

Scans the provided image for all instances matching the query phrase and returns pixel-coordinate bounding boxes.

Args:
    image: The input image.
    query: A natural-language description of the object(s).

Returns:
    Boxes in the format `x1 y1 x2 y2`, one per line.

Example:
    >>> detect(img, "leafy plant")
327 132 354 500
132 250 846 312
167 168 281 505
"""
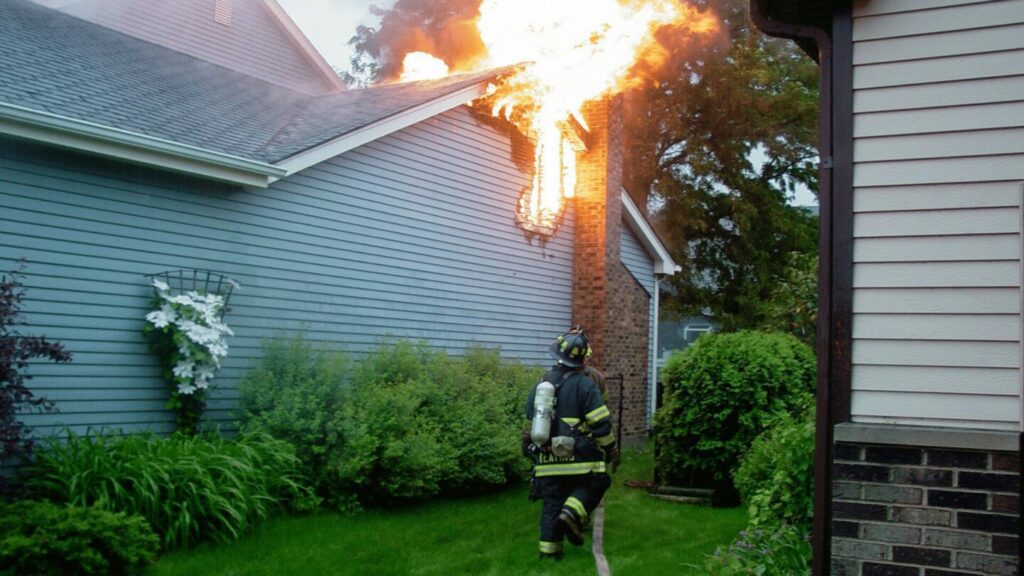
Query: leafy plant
654 331 814 495
143 277 236 434
0 500 159 576
1 263 71 482
734 410 815 527
238 334 348 500
330 341 538 508
239 338 538 510
701 524 812 576
27 430 314 549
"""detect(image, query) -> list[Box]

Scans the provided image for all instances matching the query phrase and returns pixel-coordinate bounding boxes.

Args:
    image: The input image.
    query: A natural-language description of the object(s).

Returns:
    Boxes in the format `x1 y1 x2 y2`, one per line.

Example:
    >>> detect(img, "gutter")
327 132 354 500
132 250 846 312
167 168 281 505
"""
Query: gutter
748 3 837 576
0 102 286 188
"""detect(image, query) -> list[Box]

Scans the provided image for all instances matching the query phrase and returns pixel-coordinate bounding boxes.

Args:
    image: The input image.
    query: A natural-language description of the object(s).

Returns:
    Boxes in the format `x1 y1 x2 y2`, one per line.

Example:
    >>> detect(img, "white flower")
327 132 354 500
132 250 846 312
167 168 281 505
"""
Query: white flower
152 278 170 292
207 341 228 358
177 382 197 395
172 360 195 380
211 321 234 337
145 305 176 329
194 373 210 390
167 294 196 307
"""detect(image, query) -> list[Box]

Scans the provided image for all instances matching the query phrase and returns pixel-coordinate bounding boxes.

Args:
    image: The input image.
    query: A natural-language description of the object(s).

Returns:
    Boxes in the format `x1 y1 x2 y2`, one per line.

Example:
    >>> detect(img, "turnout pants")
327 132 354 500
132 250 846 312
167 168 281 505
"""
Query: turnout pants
536 472 612 555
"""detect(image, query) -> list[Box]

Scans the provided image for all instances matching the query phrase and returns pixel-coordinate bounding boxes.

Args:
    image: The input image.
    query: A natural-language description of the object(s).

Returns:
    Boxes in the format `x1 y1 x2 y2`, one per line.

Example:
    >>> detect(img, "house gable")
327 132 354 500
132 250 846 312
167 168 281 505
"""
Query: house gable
45 0 344 95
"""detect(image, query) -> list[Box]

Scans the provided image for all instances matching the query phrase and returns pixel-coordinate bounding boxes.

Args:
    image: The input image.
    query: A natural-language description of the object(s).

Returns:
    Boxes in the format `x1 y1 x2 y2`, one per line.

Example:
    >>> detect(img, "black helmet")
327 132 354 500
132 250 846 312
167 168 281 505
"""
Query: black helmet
549 326 592 368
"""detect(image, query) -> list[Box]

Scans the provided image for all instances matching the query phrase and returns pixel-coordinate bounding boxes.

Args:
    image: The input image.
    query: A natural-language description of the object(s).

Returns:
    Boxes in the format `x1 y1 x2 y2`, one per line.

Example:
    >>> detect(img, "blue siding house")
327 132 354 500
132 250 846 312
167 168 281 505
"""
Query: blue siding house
0 0 676 437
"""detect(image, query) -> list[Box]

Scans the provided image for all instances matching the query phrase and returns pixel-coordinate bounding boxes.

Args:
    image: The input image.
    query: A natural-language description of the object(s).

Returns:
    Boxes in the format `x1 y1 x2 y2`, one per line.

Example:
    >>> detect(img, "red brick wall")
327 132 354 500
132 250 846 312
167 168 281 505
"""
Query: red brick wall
573 96 652 441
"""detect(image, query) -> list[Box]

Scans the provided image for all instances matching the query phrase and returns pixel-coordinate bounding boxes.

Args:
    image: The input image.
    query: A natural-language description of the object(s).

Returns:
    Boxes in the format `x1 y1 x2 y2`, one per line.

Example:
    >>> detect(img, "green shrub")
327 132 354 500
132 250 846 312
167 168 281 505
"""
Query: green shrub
444 346 538 491
701 524 811 576
654 331 814 491
238 334 347 499
734 410 815 527
330 341 538 507
0 500 159 575
27 431 315 549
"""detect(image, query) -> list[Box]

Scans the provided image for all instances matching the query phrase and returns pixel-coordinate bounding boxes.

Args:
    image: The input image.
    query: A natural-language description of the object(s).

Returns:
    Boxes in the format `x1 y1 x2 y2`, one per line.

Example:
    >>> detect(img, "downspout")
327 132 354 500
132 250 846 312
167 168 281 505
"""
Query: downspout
650 275 661 427
748 3 834 576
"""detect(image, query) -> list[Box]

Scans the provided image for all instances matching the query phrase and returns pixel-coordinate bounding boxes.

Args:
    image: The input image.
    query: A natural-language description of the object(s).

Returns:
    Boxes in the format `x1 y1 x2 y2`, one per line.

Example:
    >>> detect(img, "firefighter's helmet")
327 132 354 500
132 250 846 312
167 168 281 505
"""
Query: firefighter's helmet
549 326 592 368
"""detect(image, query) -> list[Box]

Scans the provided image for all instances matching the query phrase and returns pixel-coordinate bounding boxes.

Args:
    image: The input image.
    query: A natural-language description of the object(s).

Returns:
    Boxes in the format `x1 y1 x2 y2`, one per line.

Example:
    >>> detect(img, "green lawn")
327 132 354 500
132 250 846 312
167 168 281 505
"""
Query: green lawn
149 447 746 575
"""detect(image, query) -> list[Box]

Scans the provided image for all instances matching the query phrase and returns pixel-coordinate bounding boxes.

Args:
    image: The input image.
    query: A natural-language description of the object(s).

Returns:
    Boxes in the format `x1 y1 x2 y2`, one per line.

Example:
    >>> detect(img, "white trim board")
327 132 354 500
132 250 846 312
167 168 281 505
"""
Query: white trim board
620 189 680 276
273 82 489 180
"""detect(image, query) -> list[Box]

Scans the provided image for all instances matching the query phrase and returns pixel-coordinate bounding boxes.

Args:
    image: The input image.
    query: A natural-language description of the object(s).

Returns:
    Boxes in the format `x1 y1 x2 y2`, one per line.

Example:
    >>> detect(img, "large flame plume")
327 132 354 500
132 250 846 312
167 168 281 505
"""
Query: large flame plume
393 0 718 235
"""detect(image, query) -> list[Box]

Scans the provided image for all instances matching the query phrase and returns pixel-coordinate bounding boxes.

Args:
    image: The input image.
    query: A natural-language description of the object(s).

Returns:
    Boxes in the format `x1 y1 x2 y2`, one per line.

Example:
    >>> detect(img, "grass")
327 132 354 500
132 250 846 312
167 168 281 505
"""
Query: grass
149 446 746 575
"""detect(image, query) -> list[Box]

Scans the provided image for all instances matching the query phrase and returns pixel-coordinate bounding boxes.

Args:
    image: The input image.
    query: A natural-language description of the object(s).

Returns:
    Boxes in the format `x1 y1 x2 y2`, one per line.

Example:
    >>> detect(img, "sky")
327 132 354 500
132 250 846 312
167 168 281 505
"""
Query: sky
278 0 818 207
278 0 384 73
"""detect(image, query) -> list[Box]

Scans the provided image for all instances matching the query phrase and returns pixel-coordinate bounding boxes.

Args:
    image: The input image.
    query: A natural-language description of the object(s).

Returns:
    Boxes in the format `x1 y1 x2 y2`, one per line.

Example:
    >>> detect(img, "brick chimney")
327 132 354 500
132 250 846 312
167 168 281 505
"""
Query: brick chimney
573 95 652 441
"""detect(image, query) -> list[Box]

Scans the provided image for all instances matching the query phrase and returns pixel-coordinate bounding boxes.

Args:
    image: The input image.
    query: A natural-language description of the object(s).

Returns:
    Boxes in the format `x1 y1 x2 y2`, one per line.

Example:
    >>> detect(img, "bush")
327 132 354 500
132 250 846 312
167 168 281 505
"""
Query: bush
654 331 814 491
701 524 811 576
27 431 315 549
238 334 347 500
330 341 538 507
0 500 159 575
734 410 815 527
239 338 538 509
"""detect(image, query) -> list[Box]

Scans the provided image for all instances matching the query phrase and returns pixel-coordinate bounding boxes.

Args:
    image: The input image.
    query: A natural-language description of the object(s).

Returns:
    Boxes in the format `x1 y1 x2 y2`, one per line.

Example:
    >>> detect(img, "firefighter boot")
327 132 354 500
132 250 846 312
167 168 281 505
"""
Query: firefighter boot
558 508 585 547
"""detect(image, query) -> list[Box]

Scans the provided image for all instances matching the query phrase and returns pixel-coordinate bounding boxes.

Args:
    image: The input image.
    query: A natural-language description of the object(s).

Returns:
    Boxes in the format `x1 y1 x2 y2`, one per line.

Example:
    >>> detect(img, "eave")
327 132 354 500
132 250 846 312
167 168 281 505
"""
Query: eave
0 102 285 188
621 189 680 276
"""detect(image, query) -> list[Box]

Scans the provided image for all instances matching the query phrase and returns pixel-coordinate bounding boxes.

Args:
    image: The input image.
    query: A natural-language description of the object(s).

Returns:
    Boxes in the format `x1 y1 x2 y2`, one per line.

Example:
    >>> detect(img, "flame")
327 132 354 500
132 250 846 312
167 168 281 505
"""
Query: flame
401 0 717 235
400 51 451 82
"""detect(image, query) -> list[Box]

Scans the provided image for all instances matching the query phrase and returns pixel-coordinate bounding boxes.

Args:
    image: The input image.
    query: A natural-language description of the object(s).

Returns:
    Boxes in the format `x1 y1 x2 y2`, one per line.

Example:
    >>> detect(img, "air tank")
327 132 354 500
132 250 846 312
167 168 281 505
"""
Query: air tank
530 381 556 446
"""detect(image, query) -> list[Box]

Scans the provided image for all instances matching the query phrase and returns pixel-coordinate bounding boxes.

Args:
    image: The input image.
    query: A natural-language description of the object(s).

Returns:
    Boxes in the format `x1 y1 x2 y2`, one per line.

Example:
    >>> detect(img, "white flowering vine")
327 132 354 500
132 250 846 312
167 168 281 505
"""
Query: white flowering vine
143 277 237 433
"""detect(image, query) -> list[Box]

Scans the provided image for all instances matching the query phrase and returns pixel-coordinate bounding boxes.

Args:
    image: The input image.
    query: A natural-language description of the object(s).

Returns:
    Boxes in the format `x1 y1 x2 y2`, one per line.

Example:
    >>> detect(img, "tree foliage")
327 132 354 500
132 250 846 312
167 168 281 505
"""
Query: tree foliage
758 252 818 345
625 0 820 329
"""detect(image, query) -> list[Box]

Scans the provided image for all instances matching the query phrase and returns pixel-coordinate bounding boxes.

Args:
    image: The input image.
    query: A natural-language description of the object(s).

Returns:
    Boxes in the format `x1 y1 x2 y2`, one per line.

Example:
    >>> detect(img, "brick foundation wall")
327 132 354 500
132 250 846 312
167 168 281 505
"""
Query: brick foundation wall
572 95 651 441
831 440 1020 576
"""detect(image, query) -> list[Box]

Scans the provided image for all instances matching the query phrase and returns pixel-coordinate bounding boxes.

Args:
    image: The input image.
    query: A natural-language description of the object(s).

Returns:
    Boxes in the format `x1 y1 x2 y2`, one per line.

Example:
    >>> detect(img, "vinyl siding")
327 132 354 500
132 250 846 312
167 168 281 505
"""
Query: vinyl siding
620 223 656 424
850 0 1024 430
0 105 574 436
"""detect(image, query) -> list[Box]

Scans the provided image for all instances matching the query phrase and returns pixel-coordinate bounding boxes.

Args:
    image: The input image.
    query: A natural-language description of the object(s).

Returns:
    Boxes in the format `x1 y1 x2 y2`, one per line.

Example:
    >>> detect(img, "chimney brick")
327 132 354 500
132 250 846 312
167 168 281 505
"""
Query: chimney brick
573 95 651 440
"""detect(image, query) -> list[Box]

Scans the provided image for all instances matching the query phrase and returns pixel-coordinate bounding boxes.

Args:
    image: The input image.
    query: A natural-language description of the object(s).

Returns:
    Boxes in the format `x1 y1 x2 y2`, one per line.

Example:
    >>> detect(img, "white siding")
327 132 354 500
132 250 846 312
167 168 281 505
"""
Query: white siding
850 0 1024 430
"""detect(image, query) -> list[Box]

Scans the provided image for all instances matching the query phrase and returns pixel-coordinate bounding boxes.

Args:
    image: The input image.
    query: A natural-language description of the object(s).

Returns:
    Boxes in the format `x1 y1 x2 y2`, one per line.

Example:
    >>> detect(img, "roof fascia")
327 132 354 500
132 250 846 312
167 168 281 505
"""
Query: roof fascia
620 188 679 276
274 81 488 180
0 103 285 188
261 0 347 93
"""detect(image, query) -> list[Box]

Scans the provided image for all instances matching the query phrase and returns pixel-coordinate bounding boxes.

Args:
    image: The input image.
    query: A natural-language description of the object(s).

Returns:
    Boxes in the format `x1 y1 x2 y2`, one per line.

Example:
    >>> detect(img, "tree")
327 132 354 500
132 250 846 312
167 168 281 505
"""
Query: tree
759 252 818 345
625 0 820 330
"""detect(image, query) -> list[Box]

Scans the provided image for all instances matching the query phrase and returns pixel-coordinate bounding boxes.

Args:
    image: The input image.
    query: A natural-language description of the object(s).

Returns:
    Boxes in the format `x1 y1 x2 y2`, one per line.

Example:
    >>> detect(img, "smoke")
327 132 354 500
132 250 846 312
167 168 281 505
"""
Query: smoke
350 0 486 82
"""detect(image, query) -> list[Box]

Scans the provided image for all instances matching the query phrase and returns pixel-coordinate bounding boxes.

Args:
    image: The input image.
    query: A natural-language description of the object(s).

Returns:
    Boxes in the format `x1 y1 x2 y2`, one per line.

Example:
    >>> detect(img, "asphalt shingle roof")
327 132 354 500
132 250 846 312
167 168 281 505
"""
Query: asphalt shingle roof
0 0 507 163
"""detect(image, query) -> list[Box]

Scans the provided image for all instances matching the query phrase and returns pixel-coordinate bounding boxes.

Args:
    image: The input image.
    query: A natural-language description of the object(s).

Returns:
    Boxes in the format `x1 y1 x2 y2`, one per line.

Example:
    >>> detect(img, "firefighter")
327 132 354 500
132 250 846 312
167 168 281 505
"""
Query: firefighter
522 326 620 559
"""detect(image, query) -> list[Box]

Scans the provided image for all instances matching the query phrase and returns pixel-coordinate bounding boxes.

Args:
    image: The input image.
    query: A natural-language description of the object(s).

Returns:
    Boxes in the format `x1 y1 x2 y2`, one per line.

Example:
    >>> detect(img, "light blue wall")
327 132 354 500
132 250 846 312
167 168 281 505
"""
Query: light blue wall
620 222 657 425
0 106 574 435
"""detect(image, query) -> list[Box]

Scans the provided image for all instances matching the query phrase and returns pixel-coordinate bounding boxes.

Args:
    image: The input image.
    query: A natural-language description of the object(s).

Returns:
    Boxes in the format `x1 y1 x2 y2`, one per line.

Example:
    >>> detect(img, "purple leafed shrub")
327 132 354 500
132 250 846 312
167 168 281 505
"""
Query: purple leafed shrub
1 263 71 473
